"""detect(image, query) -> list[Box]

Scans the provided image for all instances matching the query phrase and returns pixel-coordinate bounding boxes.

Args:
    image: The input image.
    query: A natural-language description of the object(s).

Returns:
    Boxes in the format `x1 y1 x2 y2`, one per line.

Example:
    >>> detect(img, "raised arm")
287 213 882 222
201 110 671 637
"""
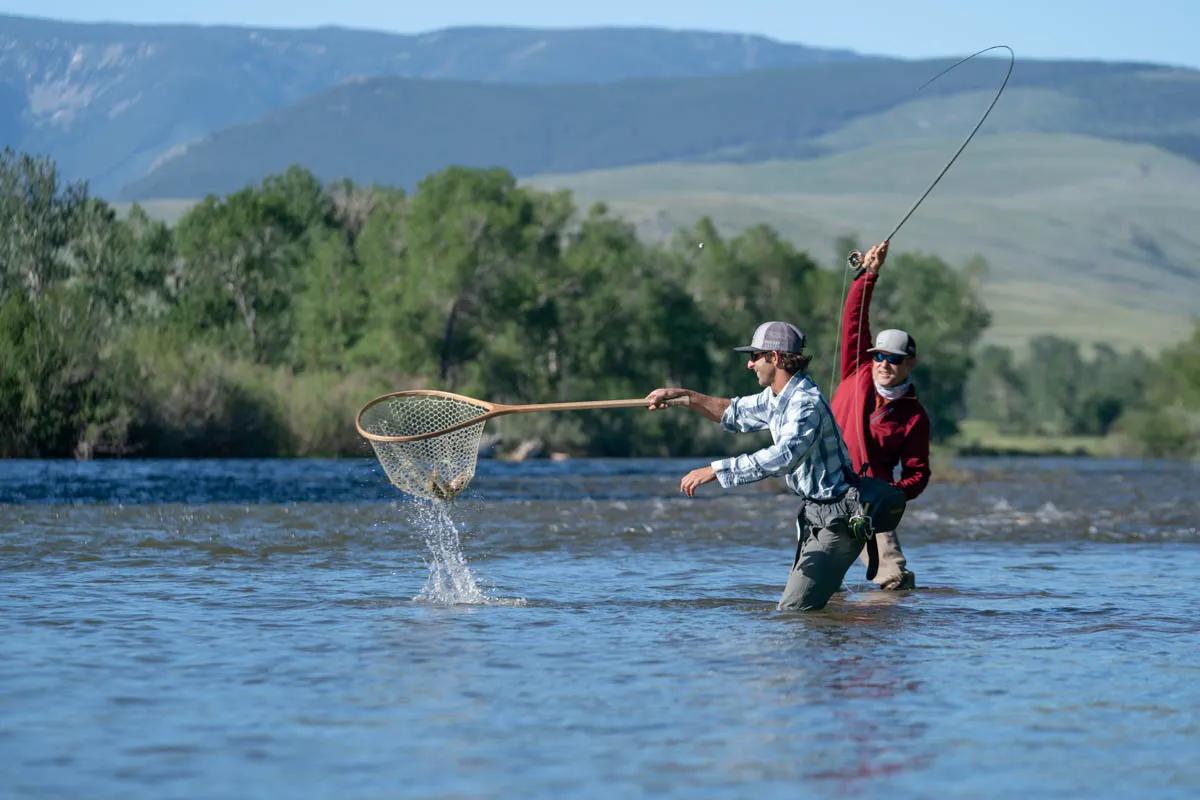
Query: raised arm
840 241 888 380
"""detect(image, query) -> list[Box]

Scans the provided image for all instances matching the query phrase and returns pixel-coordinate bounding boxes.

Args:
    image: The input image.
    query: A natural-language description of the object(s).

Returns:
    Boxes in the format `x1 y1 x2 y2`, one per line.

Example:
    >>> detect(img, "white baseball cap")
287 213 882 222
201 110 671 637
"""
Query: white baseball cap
867 329 917 357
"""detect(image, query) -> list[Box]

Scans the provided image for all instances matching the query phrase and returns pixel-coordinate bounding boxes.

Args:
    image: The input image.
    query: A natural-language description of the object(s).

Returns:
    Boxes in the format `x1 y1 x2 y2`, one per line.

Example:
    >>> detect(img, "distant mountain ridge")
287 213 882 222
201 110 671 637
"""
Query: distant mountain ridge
0 14 861 194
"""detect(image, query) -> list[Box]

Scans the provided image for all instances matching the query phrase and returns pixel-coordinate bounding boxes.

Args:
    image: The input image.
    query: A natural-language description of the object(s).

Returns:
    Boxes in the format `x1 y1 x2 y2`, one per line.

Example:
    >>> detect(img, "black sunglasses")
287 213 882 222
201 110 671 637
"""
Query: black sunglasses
748 351 772 362
873 352 907 365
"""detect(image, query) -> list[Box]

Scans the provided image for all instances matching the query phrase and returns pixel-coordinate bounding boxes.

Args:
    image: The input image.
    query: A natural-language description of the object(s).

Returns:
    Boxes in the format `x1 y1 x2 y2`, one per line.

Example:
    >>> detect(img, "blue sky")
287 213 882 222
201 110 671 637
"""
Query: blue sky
5 1 1198 69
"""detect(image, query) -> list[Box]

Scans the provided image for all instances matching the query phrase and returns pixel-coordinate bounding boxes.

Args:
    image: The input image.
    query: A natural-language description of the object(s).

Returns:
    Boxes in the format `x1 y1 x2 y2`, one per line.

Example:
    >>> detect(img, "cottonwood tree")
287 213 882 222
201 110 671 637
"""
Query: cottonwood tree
0 148 86 300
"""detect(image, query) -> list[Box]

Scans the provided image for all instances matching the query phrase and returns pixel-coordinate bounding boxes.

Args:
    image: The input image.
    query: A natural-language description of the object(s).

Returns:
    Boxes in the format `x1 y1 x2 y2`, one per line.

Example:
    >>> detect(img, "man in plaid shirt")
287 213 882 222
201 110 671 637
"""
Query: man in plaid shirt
646 321 863 611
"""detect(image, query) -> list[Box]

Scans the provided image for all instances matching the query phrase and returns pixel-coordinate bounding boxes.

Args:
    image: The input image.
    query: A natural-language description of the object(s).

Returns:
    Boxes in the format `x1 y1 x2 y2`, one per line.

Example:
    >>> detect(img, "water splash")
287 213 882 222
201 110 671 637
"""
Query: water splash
407 500 489 605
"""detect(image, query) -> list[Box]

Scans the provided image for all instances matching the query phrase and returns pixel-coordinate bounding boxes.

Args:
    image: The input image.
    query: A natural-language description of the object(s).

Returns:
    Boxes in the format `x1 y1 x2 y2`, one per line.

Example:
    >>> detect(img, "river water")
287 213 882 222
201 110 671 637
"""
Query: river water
2 457 1198 799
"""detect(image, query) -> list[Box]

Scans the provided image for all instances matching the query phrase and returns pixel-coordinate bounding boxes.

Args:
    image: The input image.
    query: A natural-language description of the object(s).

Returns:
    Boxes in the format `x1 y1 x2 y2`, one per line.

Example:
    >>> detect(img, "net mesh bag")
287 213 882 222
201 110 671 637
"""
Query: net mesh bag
358 394 489 501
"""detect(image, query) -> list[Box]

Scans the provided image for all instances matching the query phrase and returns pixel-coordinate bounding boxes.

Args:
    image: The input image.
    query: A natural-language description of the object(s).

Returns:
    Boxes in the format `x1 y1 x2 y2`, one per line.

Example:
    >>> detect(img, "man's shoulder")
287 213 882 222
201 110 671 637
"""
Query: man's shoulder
783 376 830 415
749 385 776 404
908 392 931 416
905 397 932 430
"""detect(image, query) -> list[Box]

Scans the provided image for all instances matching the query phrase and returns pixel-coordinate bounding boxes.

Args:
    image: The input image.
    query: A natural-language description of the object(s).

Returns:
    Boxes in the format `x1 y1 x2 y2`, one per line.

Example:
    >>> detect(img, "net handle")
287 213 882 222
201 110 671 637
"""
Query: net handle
355 391 691 444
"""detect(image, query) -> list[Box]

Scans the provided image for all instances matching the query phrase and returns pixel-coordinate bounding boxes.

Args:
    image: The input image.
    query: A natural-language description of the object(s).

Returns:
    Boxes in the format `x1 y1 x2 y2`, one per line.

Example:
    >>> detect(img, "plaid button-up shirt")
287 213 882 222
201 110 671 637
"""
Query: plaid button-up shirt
711 372 853 501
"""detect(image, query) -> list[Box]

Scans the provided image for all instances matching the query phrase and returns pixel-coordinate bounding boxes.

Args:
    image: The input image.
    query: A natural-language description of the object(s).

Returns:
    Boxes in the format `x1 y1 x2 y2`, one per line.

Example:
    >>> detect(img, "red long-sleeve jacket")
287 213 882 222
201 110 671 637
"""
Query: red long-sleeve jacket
829 271 932 500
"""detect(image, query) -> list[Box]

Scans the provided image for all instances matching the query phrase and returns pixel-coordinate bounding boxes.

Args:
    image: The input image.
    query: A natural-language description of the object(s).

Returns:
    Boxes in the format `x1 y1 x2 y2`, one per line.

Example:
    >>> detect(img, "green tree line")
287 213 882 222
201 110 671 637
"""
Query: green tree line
1 147 1196 458
966 332 1200 456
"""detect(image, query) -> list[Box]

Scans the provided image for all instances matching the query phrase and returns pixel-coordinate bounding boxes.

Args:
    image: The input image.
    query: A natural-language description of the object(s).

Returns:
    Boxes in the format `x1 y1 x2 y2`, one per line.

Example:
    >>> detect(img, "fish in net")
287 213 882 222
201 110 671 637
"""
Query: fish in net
357 392 488 501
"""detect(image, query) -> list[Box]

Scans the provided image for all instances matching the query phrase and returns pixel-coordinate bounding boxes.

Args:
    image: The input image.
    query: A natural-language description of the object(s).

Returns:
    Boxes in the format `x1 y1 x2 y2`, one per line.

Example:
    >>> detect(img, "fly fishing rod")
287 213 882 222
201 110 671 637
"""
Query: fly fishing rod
830 45 1015 392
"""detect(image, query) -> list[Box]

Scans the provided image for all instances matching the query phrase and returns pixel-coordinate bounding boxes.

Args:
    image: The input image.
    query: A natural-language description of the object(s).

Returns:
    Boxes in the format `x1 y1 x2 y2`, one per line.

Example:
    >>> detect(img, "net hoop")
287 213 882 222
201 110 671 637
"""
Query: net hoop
355 389 497 444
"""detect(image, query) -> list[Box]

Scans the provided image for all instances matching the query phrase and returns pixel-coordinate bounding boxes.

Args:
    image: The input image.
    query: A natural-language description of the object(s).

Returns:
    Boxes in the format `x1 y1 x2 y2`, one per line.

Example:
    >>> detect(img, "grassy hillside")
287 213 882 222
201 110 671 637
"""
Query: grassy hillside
121 57 1200 200
527 133 1200 352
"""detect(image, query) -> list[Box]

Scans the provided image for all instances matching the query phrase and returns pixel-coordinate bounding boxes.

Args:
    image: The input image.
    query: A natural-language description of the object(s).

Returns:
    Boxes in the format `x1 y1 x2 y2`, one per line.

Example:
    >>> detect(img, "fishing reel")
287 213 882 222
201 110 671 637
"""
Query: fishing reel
846 250 864 270
847 509 875 543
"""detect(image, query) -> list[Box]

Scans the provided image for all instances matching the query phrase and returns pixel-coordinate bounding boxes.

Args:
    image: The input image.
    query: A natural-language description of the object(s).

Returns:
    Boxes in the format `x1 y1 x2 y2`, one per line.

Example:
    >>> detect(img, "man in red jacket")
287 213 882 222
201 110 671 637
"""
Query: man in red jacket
830 240 930 590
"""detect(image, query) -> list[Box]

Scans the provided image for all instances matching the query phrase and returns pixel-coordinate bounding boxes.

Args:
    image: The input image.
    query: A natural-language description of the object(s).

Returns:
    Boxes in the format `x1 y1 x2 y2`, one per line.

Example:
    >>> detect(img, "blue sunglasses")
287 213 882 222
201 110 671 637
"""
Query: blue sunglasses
873 352 908 365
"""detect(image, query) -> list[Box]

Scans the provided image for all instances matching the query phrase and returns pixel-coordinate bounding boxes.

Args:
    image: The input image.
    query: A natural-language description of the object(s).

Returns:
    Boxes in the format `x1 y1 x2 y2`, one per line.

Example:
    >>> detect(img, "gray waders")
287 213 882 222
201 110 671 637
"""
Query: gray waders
779 495 864 611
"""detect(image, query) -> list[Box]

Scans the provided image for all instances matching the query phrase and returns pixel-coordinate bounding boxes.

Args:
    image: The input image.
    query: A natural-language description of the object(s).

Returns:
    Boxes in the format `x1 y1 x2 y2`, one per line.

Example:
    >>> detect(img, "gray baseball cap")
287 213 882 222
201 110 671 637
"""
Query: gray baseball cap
734 321 806 353
867 329 917 357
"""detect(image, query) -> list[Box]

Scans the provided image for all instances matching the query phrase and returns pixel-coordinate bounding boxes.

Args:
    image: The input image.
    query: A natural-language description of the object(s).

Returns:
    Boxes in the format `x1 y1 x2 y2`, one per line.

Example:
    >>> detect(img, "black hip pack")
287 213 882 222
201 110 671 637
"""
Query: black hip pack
845 473 907 580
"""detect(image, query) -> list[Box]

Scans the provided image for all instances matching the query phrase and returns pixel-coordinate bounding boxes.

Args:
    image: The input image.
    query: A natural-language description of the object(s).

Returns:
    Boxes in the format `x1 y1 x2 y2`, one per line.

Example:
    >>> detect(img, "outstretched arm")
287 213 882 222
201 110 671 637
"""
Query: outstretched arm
646 388 730 423
649 387 765 497
840 241 888 380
